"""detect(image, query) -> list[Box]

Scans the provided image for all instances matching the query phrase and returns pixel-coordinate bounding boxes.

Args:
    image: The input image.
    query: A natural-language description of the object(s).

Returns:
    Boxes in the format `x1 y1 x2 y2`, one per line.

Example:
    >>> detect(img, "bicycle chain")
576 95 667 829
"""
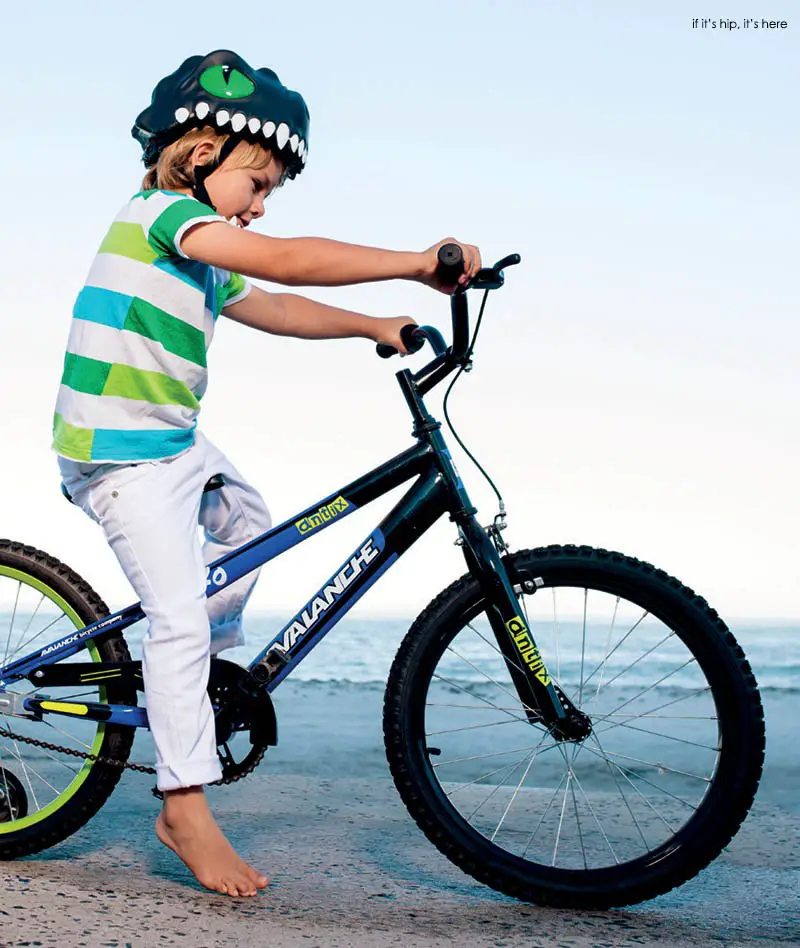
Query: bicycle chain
0 724 265 787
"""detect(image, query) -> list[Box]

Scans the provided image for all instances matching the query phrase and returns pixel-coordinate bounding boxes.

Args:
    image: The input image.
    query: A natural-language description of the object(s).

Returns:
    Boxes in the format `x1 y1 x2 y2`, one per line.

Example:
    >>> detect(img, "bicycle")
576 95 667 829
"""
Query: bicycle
0 246 765 909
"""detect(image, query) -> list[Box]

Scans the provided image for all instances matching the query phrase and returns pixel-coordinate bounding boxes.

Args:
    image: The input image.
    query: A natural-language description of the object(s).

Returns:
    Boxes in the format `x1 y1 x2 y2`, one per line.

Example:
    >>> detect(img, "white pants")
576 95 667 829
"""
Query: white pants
58 432 272 791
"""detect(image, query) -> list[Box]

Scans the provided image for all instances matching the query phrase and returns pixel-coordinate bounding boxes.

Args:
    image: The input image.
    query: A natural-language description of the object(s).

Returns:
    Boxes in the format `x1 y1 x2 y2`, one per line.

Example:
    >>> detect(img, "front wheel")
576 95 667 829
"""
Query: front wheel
383 545 764 909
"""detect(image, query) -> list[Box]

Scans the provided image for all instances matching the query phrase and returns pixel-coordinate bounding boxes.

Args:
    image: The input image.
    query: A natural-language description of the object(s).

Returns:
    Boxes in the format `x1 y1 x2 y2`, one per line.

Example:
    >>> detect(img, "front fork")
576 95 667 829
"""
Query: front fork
457 516 592 742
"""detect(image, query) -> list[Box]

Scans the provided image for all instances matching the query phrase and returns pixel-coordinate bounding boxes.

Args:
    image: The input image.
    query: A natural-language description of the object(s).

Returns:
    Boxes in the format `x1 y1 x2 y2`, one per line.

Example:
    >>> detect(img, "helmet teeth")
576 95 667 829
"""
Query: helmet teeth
247 117 261 134
195 102 210 120
289 134 299 153
301 151 307 165
262 120 276 139
298 140 305 157
275 123 290 150
216 110 230 127
174 107 190 124
231 113 247 132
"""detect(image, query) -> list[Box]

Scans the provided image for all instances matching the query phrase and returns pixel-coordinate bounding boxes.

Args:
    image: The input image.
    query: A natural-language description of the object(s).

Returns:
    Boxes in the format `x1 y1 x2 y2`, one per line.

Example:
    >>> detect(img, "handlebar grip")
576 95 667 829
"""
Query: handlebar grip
376 323 425 359
437 243 465 284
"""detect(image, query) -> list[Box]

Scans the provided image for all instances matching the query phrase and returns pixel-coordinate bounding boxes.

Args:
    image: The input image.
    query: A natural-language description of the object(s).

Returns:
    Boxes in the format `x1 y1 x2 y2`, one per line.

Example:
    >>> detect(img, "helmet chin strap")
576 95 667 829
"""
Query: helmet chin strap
192 136 240 210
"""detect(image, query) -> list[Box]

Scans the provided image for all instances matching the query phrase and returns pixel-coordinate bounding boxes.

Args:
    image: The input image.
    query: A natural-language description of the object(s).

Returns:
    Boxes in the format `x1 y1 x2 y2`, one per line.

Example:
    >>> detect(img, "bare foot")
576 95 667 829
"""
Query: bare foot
155 786 269 897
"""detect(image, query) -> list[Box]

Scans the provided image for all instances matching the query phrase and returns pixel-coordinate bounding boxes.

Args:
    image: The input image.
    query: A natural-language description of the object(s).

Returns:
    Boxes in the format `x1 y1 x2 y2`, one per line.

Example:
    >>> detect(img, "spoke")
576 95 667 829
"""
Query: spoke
430 672 540 724
579 610 649 693
0 741 60 796
8 613 72 664
587 733 677 835
427 702 531 712
1 718 41 810
3 582 22 665
521 773 567 859
599 658 699 719
465 620 531 683
602 713 717 721
589 747 711 784
465 730 552 824
42 719 94 751
489 735 549 842
570 765 619 864
427 716 528 736
578 589 588 705
591 686 714 728
588 732 655 847
566 745 588 870
552 767 573 867
25 742 81 778
594 719 719 752
580 742 700 809
16 593 47 648
582 630 677 704
445 752 539 798
445 644 541 718
433 741 559 769
595 597 620 698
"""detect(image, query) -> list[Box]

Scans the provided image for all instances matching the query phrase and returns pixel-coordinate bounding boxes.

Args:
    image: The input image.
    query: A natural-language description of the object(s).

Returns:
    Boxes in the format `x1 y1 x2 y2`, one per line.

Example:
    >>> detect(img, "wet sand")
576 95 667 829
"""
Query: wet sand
0 772 798 948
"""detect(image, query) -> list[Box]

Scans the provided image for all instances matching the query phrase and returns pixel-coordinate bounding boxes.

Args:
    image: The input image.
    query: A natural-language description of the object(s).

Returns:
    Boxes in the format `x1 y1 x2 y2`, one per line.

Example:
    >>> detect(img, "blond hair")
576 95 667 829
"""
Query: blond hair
141 126 280 192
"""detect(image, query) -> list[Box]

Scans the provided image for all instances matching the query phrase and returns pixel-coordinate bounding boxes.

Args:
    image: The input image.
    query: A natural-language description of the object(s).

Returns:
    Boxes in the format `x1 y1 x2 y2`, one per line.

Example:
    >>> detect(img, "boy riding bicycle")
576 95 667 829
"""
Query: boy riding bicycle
52 49 480 897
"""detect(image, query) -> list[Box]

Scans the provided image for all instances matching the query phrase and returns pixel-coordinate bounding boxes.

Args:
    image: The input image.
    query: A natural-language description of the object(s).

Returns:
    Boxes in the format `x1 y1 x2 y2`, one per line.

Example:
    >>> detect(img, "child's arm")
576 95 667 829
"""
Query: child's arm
181 224 481 292
223 286 415 352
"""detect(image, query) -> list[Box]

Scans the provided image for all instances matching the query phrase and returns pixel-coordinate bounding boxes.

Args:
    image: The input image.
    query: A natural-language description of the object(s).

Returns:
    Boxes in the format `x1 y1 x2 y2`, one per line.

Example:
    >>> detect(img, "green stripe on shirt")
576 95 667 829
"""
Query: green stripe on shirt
123 298 207 367
61 353 112 396
103 364 200 409
52 413 94 461
148 198 220 257
98 222 158 264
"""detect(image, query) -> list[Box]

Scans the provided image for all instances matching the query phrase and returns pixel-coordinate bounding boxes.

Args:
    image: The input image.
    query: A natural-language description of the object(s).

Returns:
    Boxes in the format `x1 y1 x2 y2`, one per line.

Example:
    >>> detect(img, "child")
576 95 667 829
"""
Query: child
53 49 480 898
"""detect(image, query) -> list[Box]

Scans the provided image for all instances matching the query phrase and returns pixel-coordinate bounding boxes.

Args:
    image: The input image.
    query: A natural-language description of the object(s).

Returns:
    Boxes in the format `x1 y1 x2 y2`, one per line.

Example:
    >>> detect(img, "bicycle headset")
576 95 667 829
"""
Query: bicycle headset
131 49 310 210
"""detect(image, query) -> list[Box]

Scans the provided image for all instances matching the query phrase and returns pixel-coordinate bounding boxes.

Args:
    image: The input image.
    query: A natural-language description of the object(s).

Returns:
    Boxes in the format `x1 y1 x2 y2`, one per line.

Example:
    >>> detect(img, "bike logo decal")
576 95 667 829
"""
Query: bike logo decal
273 536 381 655
206 566 228 589
295 496 350 535
506 615 551 687
41 630 88 656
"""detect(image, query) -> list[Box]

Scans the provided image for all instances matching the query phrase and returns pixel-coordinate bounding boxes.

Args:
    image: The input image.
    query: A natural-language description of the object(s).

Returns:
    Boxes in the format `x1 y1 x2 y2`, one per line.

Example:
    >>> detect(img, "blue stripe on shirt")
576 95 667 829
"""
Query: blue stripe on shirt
90 425 195 461
73 286 133 330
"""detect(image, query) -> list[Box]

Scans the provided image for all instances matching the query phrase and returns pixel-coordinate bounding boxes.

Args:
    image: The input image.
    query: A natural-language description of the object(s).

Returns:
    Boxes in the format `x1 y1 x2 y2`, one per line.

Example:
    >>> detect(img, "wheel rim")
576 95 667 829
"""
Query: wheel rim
0 566 106 834
417 580 727 874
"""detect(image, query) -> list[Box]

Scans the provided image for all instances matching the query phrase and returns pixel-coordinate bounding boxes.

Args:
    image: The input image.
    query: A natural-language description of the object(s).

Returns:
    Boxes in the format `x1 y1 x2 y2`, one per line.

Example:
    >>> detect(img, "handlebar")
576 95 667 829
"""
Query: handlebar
374 245 521 392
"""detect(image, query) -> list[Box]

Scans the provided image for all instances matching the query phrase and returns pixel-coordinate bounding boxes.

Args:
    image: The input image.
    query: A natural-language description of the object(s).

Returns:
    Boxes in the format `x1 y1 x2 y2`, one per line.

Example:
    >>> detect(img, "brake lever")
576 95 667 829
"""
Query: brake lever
468 254 521 291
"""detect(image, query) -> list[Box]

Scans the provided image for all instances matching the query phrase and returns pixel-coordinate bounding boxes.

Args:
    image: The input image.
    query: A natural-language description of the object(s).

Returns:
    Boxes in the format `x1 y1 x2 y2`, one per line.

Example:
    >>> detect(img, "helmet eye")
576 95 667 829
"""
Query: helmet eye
199 65 256 99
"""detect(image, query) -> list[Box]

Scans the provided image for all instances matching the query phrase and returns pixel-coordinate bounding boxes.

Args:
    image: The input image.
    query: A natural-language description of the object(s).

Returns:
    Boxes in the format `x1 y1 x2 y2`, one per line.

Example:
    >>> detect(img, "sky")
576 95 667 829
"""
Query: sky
0 0 797 623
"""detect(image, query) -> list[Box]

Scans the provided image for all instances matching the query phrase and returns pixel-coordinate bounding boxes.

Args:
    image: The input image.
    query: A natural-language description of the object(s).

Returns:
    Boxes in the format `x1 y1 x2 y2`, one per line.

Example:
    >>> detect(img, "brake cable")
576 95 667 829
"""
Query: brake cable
441 288 509 549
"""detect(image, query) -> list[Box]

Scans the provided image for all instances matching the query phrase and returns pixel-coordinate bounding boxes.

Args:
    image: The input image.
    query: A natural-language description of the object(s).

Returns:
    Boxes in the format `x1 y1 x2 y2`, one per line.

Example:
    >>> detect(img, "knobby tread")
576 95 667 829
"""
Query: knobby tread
383 544 765 909
0 540 135 859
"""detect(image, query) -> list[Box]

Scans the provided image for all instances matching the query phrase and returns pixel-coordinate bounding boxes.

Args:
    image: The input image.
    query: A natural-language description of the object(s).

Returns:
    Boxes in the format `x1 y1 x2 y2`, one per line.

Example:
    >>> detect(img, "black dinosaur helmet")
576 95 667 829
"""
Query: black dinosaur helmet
132 50 310 180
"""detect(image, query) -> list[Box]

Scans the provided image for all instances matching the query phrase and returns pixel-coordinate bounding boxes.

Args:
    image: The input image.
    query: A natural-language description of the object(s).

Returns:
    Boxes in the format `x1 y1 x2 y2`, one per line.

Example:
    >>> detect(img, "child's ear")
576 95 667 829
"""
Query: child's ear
192 140 217 168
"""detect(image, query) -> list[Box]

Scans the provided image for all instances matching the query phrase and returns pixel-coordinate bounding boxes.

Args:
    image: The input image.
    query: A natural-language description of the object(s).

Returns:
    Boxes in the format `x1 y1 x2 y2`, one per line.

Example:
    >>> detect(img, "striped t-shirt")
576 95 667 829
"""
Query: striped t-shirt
52 190 250 463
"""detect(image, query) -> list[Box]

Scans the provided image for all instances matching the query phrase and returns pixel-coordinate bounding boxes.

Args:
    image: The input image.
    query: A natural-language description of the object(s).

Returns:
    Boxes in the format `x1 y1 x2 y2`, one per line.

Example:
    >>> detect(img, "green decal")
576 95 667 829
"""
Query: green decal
199 65 255 99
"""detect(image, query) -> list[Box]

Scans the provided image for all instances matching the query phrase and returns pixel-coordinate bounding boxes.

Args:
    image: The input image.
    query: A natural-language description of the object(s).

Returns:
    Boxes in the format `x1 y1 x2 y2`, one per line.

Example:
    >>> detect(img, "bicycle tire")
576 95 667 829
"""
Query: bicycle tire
0 539 135 858
383 544 765 908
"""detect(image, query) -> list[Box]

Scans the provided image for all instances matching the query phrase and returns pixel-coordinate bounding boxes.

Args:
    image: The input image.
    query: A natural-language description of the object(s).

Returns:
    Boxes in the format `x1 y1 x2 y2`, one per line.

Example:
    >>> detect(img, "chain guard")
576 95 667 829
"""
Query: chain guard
208 658 277 782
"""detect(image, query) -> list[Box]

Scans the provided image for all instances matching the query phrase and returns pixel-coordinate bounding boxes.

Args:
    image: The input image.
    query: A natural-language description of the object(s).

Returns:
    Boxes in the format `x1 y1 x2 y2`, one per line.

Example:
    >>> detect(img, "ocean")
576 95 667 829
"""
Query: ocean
1 612 797 815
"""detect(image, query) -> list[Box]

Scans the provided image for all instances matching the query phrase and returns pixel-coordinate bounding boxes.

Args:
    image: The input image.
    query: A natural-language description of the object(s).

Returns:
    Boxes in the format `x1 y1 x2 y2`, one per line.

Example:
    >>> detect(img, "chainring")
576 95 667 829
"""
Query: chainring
208 658 277 782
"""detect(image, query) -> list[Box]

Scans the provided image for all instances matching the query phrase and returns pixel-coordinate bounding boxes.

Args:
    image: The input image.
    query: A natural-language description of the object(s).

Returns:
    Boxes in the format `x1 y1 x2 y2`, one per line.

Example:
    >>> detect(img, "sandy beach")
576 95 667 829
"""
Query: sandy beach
1 767 797 948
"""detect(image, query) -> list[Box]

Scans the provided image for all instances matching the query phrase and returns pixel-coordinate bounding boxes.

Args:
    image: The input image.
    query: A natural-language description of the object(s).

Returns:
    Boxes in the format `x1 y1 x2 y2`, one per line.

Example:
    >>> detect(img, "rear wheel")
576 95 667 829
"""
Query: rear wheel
384 545 765 908
0 540 135 858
